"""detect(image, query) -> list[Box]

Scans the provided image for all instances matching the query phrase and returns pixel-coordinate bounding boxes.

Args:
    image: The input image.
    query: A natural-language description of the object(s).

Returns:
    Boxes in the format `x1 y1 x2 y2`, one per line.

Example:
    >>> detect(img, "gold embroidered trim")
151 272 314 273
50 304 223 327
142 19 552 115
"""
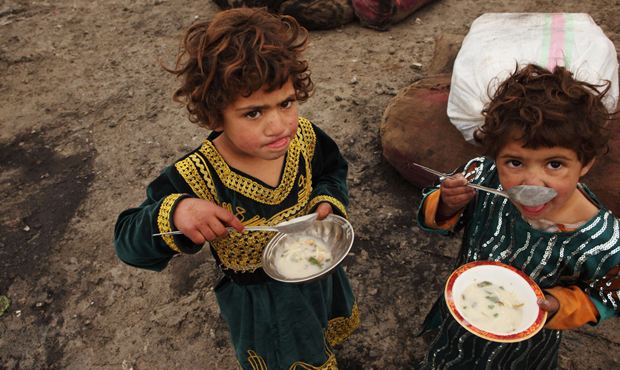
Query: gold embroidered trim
209 125 315 271
175 153 216 202
200 199 315 272
308 195 348 219
325 304 360 347
245 350 268 370
297 117 316 159
289 347 337 370
157 193 184 253
242 347 338 370
211 201 315 272
197 117 315 205
211 231 275 272
199 141 298 206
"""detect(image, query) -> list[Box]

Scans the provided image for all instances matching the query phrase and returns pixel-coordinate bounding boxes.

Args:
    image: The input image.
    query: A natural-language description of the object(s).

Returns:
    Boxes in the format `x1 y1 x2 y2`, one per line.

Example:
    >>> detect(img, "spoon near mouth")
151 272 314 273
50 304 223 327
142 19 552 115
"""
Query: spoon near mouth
506 185 557 207
411 163 557 206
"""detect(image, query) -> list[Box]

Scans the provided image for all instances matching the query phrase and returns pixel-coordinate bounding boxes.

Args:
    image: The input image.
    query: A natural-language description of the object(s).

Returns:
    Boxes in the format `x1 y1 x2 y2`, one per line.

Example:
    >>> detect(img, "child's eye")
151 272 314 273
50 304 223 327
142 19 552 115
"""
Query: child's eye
280 99 295 109
547 161 562 169
506 159 522 168
245 110 261 119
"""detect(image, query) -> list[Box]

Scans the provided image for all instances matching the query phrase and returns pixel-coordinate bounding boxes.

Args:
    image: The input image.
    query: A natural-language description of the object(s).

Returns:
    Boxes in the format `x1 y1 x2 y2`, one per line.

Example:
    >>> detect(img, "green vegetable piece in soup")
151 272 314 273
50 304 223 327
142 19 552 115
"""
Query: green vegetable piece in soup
308 256 323 268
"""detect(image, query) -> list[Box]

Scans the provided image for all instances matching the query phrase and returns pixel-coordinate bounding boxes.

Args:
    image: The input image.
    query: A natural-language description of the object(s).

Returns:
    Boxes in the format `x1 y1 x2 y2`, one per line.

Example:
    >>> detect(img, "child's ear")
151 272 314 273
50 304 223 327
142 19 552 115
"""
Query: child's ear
580 158 596 177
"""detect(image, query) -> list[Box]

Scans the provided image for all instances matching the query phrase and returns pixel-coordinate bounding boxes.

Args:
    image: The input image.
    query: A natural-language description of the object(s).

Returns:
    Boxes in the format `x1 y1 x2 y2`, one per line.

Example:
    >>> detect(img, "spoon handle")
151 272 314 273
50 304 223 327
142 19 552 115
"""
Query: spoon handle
152 226 279 237
242 226 279 232
152 230 183 236
466 183 509 198
412 163 509 199
411 163 451 178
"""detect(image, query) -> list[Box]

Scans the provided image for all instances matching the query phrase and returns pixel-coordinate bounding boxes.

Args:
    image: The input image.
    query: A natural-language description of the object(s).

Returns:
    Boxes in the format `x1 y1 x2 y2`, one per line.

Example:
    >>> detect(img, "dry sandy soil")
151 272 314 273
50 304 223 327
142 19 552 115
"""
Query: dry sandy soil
1 0 619 369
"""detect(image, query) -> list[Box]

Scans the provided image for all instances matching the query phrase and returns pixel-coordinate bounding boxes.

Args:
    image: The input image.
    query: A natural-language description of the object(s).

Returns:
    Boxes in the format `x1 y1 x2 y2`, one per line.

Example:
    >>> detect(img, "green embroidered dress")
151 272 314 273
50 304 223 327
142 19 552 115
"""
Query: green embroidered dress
114 117 359 370
417 157 620 370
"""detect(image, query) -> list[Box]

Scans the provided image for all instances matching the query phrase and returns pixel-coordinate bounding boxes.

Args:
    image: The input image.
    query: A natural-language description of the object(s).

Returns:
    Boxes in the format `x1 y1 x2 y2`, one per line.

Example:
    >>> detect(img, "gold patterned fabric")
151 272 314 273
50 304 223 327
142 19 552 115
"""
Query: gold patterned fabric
242 347 339 370
156 193 185 253
288 348 338 370
326 303 360 347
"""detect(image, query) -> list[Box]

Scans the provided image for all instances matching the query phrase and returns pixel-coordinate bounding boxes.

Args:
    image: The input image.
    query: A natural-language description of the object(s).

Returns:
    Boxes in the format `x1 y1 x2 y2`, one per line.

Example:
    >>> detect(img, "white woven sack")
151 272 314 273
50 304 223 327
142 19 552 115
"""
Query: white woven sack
448 13 619 144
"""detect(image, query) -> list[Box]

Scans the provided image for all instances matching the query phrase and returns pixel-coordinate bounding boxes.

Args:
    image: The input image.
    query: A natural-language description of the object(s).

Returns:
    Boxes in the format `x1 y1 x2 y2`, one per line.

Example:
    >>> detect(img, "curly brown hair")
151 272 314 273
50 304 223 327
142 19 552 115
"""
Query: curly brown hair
478 64 614 164
165 8 314 129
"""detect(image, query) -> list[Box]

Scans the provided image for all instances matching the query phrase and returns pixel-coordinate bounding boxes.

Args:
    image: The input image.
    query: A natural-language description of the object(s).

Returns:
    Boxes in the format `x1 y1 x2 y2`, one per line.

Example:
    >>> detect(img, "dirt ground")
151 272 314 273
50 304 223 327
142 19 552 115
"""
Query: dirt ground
1 0 620 369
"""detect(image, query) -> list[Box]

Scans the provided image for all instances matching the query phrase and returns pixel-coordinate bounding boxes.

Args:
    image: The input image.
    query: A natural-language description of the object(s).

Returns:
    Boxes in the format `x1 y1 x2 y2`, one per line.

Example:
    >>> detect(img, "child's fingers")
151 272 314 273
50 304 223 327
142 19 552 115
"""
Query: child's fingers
446 192 474 205
443 197 471 211
442 183 475 201
441 185 476 210
442 174 469 189
442 185 476 197
315 203 333 220
183 228 207 245
193 209 240 239
207 221 229 238
213 207 244 232
537 295 560 314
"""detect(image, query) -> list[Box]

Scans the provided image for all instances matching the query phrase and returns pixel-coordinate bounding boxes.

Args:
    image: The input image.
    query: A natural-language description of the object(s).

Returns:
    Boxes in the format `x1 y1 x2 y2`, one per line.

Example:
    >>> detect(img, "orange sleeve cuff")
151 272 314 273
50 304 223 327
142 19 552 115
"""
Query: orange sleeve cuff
423 190 461 230
544 286 599 330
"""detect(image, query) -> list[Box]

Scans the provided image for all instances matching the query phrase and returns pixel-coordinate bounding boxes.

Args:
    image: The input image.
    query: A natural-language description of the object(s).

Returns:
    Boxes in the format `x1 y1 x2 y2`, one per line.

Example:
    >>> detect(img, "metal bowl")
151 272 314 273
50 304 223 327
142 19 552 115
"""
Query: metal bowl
262 214 354 283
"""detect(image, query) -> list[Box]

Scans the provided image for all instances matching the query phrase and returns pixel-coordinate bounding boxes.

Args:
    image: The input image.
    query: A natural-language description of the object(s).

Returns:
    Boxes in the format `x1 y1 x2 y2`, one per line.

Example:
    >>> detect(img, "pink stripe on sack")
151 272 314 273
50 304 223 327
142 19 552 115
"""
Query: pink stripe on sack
547 13 565 70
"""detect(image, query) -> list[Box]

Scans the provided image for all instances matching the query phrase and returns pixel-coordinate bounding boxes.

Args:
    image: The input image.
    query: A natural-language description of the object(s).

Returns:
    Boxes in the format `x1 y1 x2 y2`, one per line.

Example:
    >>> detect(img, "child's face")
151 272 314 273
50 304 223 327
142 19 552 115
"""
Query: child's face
216 79 299 162
496 138 594 221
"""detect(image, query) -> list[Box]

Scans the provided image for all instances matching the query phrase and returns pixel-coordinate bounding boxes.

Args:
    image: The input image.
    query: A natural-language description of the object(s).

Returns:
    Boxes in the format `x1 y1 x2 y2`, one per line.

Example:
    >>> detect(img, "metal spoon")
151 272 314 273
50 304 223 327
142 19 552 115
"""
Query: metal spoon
412 163 557 206
506 185 557 207
152 213 318 237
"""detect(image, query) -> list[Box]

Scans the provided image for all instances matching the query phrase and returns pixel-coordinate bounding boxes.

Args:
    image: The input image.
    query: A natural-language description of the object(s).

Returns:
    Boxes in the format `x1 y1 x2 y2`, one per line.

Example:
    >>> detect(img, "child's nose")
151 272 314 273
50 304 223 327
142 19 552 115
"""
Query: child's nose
265 111 289 136
521 171 546 187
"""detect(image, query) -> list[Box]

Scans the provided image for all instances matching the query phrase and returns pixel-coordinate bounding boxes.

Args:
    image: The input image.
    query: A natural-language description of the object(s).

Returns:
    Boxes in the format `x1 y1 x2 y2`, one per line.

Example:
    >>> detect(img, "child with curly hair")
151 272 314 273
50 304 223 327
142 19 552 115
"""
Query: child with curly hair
114 8 358 369
417 64 620 369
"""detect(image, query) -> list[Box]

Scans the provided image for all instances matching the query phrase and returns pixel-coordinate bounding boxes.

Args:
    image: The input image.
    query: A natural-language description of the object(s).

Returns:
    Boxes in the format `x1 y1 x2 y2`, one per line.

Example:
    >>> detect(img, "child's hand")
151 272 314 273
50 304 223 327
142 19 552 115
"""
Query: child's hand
537 294 560 315
315 202 333 220
437 174 476 220
172 198 244 244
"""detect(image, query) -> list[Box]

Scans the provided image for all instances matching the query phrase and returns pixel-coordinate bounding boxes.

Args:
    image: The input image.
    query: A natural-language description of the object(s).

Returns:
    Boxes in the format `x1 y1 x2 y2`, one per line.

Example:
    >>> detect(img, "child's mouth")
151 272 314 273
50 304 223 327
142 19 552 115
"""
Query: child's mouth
520 203 547 216
267 136 290 150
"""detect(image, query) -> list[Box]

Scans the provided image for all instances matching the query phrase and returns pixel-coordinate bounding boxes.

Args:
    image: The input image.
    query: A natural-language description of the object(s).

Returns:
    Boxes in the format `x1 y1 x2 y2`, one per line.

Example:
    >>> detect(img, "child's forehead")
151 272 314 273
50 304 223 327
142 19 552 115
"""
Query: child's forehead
497 139 579 159
229 79 295 105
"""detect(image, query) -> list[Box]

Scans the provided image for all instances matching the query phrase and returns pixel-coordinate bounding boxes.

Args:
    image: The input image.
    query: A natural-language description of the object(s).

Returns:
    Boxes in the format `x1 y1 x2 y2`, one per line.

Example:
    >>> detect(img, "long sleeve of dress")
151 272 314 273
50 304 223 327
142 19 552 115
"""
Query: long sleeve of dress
114 165 203 271
544 286 599 329
543 264 620 330
545 247 620 329
584 264 620 320
307 124 349 217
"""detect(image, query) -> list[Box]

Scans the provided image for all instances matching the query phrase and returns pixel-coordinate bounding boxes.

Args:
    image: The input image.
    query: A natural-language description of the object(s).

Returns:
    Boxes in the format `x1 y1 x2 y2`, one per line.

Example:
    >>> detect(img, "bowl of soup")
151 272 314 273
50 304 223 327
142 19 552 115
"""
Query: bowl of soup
262 214 354 283
444 260 547 342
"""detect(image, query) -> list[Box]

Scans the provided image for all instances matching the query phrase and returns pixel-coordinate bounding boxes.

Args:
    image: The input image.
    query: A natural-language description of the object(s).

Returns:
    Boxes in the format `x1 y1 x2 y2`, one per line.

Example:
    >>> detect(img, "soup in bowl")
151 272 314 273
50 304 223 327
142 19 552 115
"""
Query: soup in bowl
444 261 547 342
262 214 354 283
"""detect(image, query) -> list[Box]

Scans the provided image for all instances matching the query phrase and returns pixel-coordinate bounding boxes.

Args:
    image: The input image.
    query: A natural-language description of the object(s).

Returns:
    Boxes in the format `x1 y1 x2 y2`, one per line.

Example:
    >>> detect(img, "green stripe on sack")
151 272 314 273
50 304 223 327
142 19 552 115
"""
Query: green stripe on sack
538 13 552 67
